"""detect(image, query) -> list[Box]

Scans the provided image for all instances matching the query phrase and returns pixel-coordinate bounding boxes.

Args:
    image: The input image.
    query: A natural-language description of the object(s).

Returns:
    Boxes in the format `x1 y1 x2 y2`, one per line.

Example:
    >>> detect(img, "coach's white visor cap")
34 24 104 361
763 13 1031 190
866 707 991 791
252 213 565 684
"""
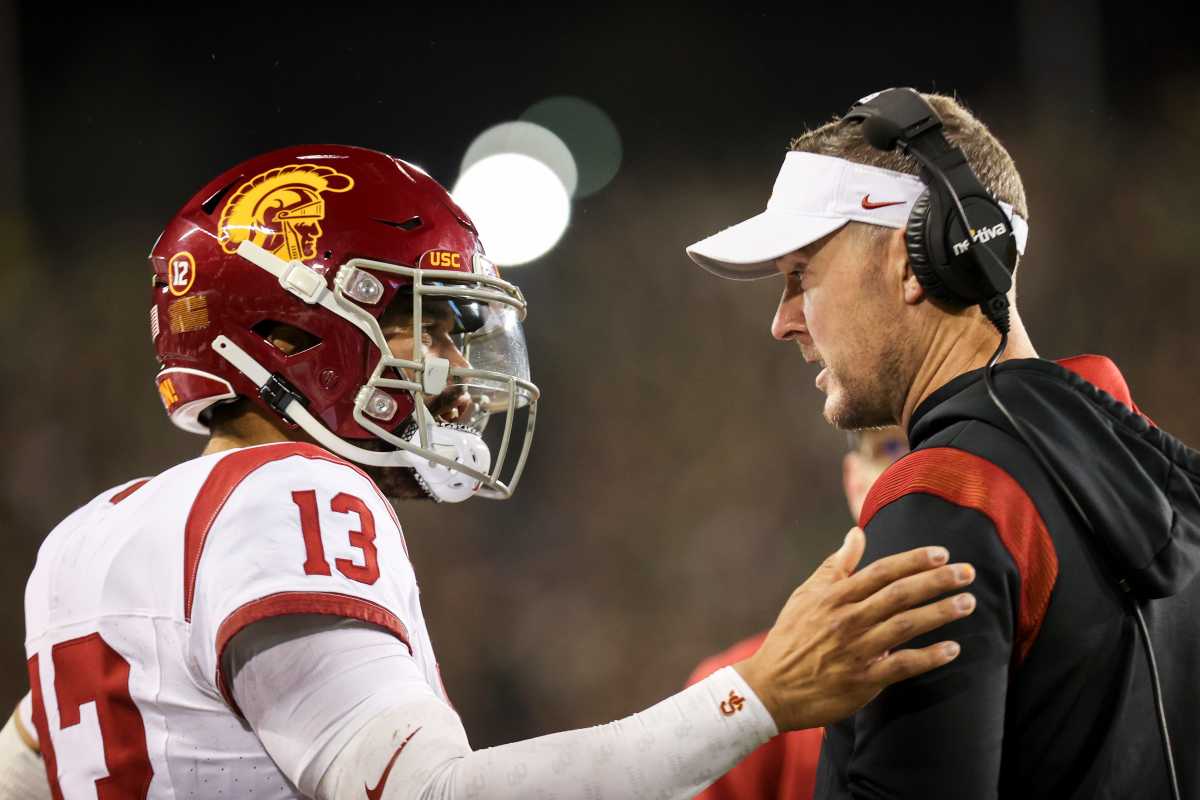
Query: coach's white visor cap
686 151 1027 280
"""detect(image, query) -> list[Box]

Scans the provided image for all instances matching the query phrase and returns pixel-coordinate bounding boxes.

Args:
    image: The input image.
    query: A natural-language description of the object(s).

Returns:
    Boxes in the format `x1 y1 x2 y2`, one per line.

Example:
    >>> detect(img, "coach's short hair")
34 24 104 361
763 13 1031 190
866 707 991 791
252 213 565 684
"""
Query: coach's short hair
790 92 1029 222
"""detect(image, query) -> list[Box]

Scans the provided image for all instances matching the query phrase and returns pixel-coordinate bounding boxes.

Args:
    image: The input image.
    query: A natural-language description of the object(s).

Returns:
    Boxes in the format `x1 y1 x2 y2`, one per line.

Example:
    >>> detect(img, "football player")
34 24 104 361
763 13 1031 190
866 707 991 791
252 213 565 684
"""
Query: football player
2 145 976 799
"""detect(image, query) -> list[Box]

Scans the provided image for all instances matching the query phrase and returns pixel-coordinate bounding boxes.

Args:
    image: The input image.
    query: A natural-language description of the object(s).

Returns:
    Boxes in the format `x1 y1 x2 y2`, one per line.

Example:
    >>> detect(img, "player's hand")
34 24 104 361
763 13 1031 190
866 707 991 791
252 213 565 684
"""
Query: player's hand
734 527 975 732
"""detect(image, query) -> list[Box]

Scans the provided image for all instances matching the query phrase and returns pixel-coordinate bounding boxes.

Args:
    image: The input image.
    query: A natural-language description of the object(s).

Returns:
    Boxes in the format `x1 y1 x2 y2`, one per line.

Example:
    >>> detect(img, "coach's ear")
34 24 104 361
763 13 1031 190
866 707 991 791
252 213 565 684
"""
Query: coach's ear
888 228 925 305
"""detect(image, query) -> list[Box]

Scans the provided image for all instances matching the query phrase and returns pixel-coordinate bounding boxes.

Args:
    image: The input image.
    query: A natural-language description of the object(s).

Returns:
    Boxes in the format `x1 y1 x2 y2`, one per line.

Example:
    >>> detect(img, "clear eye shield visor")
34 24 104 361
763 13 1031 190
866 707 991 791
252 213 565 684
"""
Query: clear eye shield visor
346 255 539 501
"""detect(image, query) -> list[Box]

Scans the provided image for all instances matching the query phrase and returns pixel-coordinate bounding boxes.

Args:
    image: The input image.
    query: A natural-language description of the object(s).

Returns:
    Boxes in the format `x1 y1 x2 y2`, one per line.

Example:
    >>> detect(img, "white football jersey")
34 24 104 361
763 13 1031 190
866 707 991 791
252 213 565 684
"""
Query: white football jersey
23 442 446 798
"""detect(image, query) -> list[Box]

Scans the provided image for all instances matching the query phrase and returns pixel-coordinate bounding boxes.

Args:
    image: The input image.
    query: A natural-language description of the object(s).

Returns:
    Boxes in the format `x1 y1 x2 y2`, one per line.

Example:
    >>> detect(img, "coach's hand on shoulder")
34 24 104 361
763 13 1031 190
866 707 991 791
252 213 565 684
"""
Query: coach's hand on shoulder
734 527 976 732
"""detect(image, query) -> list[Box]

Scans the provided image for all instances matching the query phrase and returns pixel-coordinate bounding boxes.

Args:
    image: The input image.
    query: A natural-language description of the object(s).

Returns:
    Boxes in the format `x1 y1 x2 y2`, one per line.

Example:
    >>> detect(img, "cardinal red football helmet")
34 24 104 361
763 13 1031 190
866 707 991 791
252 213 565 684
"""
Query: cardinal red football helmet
149 144 538 501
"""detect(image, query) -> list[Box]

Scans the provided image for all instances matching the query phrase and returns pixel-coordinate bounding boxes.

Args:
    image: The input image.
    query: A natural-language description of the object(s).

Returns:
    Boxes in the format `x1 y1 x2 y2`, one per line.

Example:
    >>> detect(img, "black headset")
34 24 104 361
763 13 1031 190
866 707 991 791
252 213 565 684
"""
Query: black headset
841 87 1182 800
842 87 1017 332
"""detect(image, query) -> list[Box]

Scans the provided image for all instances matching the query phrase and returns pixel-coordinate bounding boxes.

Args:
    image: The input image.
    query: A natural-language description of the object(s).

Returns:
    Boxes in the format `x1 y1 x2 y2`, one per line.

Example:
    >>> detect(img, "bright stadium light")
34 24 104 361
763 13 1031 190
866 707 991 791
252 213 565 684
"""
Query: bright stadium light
452 153 571 267
461 121 578 198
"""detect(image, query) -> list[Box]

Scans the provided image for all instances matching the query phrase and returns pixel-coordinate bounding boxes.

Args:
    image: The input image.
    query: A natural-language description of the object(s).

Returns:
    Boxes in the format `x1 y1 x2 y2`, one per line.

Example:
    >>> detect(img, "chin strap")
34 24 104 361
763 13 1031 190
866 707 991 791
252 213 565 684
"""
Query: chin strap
211 334 489 503
406 425 489 504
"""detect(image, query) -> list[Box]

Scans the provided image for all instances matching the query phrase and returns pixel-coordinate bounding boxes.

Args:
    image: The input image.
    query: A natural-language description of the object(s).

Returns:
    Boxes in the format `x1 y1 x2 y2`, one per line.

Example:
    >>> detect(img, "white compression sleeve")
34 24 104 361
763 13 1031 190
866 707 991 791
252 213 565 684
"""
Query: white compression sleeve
0 708 50 800
225 615 452 794
227 616 777 800
320 664 777 800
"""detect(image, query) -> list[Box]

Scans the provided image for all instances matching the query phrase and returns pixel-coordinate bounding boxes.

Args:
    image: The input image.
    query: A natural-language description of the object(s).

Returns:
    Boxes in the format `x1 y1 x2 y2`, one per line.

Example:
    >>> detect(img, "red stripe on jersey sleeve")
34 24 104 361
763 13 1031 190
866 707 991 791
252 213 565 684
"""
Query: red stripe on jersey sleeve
859 447 1058 667
109 479 149 505
183 442 405 621
213 590 412 716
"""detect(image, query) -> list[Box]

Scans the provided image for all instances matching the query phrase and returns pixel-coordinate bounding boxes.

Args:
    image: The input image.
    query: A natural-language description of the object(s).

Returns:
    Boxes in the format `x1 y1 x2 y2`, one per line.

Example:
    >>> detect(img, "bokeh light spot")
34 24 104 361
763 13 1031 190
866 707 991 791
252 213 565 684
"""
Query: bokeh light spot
461 121 578 198
521 96 622 198
452 154 570 267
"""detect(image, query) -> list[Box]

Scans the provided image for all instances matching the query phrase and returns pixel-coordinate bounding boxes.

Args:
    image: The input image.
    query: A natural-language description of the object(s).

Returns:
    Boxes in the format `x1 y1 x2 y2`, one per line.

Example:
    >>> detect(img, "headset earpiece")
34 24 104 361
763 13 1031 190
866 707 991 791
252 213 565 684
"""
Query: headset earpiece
844 87 1016 312
904 190 952 301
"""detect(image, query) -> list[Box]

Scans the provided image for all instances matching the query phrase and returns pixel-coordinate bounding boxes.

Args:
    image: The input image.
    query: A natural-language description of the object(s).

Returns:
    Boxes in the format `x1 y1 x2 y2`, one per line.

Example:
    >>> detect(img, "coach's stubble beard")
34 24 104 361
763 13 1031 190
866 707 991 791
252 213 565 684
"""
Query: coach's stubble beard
823 332 909 433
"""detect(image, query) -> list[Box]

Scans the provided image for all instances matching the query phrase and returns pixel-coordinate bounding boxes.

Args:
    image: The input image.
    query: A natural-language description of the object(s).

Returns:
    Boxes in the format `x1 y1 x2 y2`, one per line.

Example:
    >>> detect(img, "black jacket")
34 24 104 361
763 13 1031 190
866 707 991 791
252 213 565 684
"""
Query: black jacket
815 355 1200 799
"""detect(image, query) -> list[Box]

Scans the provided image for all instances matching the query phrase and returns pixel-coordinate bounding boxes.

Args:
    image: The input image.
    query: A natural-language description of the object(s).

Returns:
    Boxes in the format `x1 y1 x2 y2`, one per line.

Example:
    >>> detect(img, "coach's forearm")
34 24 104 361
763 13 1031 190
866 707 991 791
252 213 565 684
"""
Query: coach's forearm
318 666 777 800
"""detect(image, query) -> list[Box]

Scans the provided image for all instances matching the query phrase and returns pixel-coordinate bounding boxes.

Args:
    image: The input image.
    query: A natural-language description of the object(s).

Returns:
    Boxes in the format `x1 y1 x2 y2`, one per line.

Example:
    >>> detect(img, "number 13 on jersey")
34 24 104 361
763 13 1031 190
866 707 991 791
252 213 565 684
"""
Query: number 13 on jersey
292 490 380 585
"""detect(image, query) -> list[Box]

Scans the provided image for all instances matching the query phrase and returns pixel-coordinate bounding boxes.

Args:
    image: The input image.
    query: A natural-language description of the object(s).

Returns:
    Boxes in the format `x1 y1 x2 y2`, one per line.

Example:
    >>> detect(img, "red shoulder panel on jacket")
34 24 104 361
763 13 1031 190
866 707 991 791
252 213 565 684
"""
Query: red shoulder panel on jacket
859 447 1058 667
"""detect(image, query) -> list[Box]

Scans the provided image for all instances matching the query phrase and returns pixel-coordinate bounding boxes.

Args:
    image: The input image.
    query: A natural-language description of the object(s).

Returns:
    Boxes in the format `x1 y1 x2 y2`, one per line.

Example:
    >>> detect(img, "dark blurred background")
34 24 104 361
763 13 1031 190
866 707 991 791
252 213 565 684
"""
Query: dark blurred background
2 1 1197 748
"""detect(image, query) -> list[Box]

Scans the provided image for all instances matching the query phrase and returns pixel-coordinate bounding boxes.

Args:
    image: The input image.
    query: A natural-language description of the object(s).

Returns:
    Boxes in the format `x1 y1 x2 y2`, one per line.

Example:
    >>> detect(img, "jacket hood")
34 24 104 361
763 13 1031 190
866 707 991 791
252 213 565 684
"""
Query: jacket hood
910 356 1200 599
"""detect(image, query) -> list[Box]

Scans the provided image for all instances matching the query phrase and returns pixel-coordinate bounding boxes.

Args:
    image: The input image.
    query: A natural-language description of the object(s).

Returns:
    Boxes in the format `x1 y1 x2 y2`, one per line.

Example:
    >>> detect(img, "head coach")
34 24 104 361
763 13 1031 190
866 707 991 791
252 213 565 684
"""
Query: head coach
686 88 1200 799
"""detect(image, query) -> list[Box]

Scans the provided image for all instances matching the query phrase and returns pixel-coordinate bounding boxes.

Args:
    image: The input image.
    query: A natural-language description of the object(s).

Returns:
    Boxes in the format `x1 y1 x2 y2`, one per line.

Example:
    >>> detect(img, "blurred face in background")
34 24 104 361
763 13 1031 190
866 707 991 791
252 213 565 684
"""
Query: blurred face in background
842 427 909 521
771 225 911 430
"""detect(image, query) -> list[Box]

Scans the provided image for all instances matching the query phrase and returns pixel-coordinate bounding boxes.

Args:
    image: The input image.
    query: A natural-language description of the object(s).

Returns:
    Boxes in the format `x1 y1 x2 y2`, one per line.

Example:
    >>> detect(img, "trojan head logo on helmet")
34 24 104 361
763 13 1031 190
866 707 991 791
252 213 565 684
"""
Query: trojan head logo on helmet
218 165 354 262
149 144 539 503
